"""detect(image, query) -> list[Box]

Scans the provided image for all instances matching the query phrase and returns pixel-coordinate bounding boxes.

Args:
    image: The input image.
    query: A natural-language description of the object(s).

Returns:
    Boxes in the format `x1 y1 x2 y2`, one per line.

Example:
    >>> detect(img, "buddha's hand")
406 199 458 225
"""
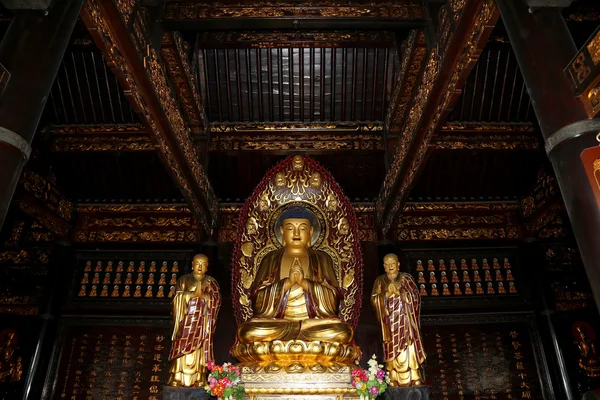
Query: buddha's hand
291 264 304 283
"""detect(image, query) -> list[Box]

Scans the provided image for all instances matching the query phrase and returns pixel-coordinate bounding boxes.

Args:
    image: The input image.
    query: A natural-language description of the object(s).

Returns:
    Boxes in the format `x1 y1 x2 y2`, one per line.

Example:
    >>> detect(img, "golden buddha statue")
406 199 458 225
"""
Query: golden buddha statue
230 156 364 399
371 254 426 387
168 254 221 387
234 207 356 364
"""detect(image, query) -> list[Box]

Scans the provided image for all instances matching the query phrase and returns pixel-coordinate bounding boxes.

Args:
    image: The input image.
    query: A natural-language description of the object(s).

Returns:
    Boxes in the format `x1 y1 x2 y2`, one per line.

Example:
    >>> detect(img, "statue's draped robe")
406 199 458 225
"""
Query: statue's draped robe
169 274 220 387
238 248 353 344
371 273 426 386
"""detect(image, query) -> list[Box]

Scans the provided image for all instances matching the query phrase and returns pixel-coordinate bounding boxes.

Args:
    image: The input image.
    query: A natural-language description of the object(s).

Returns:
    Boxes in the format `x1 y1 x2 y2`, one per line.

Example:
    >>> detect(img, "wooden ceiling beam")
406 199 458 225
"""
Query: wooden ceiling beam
432 122 542 151
385 30 428 157
376 0 499 233
162 1 426 31
396 201 522 241
195 31 395 49
161 32 206 135
48 124 154 152
208 122 384 154
81 1 219 235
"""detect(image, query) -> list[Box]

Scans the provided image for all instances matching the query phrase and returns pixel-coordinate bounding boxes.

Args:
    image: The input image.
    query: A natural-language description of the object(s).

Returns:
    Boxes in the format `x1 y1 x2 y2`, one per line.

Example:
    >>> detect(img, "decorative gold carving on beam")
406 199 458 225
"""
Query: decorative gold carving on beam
13 170 74 238
210 122 383 133
0 250 50 265
565 27 600 117
377 0 499 232
520 169 566 239
433 122 541 150
73 203 202 243
81 0 218 234
49 124 153 152
396 201 521 241
385 31 428 136
209 134 384 152
161 32 206 135
197 31 394 48
164 1 424 21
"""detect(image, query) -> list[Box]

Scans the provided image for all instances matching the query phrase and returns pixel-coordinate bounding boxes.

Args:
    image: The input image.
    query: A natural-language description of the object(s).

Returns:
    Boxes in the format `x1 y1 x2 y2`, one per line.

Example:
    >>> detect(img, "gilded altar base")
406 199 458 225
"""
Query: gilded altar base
240 362 360 400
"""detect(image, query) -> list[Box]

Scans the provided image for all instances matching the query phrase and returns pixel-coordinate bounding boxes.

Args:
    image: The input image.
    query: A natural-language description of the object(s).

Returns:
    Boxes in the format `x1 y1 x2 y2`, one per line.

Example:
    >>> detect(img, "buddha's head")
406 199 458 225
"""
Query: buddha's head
278 207 316 250
192 254 209 279
383 253 399 276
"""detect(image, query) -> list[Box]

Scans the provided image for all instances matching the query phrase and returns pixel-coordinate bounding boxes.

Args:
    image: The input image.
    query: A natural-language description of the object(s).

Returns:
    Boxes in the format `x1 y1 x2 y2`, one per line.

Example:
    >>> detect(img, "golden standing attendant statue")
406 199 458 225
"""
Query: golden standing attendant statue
371 253 426 386
168 254 221 387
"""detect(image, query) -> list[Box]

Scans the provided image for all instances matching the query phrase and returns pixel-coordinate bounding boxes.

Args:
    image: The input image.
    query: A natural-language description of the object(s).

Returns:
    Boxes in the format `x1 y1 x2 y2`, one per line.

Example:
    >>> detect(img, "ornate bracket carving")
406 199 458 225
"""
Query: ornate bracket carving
81 0 218 235
376 0 500 233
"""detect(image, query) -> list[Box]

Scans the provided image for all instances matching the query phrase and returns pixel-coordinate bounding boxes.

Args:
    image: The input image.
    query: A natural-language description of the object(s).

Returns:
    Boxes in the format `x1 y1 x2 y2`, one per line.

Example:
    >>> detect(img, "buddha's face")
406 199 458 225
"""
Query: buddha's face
338 217 349 235
280 218 313 249
258 194 270 211
275 172 286 188
326 194 338 210
292 156 304 171
192 254 208 277
383 254 399 274
310 172 322 188
246 217 258 235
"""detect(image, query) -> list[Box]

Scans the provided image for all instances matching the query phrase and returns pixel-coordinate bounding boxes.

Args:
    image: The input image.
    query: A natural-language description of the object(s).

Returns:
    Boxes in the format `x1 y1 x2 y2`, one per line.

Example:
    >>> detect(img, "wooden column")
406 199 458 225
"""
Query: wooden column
0 0 84 231
24 241 72 400
495 0 600 313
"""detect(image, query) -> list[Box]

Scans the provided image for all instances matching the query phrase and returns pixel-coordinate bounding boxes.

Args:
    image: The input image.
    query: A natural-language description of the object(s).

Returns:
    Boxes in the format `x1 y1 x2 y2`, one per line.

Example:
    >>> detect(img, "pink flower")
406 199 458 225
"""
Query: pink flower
207 361 216 370
359 370 368 381
369 386 379 395
376 369 385 379
222 377 232 388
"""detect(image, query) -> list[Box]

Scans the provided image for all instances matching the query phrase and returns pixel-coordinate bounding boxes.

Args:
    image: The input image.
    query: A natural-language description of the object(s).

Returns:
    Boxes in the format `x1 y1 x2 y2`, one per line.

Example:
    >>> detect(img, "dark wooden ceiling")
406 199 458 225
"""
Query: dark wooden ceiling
447 44 533 123
48 152 184 203
208 152 385 202
5 2 597 211
407 150 546 202
199 46 397 123
42 48 139 125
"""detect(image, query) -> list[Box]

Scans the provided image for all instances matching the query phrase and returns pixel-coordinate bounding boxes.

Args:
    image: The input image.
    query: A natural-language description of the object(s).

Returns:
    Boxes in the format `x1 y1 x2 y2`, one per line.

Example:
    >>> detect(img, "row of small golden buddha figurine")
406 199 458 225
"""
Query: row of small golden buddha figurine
83 260 180 274
81 271 179 286
419 281 518 296
417 268 515 284
78 284 176 298
415 257 511 272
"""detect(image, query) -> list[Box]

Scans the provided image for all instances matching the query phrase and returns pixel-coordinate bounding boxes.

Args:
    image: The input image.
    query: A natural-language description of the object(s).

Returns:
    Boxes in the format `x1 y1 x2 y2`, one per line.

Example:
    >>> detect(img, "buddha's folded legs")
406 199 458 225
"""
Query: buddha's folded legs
238 318 301 343
297 318 354 344
238 318 353 344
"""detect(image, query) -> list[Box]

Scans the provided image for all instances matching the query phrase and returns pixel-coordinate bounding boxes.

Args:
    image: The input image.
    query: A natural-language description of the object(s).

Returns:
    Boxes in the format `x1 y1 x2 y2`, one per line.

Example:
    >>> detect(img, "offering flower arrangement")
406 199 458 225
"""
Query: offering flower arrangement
205 362 245 400
351 355 389 399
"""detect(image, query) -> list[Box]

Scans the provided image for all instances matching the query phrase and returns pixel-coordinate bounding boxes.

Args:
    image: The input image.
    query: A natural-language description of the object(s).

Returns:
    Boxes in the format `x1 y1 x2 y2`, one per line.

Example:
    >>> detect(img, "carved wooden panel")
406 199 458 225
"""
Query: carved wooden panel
48 318 171 400
421 314 551 399
0 247 51 315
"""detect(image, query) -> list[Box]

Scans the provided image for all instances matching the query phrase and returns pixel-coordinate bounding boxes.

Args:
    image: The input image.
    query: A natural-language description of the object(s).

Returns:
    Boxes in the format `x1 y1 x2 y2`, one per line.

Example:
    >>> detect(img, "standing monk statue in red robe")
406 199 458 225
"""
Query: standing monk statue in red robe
371 253 426 386
168 254 221 387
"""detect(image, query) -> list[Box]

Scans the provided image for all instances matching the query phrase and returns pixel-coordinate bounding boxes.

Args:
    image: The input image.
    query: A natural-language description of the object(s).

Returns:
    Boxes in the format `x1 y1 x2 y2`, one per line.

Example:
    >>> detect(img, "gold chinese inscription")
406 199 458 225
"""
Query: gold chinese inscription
54 325 171 400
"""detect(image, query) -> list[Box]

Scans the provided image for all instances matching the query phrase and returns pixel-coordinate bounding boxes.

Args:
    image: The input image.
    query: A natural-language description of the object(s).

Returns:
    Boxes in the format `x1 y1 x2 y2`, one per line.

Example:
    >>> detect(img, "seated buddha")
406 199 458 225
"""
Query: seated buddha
236 207 354 349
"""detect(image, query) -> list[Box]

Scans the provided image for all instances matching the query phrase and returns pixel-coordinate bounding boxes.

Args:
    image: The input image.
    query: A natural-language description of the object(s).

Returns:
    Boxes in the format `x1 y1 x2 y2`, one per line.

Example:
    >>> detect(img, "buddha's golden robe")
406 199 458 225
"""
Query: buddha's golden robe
238 248 353 344
371 273 425 386
168 274 220 387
